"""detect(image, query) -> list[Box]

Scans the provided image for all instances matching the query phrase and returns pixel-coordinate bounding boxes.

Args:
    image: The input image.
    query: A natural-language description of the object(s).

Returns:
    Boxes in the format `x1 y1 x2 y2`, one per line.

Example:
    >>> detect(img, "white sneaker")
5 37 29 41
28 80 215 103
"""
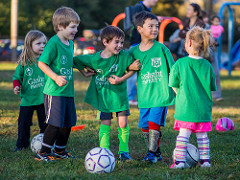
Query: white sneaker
170 162 185 169
201 161 211 168
129 100 138 106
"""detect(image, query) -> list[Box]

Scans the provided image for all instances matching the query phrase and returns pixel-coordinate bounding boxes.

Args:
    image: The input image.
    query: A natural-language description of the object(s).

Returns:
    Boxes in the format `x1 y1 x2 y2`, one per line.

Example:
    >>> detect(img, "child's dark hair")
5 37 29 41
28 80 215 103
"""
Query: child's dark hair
190 3 202 19
201 10 208 18
133 11 158 27
211 15 221 21
100 26 125 43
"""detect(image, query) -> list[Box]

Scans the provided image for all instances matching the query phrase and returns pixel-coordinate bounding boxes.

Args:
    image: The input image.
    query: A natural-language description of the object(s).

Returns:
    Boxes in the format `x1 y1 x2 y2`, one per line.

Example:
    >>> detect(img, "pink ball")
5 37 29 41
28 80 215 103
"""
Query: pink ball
216 117 235 132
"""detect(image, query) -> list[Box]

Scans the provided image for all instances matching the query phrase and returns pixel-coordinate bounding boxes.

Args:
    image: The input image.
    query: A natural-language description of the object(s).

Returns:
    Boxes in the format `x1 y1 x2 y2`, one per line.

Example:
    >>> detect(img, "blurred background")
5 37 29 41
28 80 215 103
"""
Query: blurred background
0 0 240 62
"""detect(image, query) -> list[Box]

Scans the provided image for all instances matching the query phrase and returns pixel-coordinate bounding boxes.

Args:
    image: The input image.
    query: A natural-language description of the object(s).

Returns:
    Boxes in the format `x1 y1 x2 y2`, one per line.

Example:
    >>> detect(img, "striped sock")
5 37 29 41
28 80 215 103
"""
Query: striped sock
175 136 189 162
175 128 191 162
196 132 210 160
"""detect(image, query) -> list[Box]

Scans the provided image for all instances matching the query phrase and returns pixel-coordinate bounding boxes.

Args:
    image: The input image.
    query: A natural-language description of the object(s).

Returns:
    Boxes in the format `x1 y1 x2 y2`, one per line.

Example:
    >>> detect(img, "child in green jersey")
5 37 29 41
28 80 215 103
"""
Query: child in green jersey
13 30 47 152
169 27 216 169
36 7 83 162
74 26 141 161
126 11 175 163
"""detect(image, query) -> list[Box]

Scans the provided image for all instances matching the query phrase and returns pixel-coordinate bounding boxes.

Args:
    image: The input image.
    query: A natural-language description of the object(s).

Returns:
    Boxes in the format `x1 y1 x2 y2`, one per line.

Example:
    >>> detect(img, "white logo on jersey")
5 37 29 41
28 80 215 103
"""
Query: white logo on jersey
96 69 103 74
25 67 33 76
60 55 67 64
151 58 161 68
109 64 118 72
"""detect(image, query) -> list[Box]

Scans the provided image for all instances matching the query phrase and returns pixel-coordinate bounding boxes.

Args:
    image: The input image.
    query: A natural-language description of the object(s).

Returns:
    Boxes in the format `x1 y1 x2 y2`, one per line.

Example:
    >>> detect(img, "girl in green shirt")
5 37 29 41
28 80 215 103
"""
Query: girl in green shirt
13 30 47 152
169 26 216 169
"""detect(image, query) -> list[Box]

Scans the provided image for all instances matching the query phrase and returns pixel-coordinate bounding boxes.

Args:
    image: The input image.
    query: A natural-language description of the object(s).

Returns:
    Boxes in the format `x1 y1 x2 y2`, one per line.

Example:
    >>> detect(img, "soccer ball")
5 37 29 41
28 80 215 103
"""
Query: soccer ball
216 117 235 132
173 143 200 168
31 133 44 153
85 147 115 174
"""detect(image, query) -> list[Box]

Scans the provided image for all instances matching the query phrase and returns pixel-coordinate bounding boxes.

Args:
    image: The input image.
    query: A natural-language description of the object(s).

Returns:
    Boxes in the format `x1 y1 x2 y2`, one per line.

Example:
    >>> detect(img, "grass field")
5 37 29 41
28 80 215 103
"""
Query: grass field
0 62 239 179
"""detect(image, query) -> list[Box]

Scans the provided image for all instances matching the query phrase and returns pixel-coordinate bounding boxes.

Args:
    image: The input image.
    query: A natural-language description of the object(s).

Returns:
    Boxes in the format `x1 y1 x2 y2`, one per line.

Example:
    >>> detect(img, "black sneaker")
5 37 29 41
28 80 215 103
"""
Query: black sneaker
155 147 162 161
52 149 75 159
14 147 23 152
35 151 55 162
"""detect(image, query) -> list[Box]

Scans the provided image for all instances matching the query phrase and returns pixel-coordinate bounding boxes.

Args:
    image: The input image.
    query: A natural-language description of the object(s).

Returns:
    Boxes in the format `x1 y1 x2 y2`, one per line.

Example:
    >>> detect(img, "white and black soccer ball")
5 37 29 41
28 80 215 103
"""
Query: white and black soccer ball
31 133 44 153
173 143 200 168
85 147 115 174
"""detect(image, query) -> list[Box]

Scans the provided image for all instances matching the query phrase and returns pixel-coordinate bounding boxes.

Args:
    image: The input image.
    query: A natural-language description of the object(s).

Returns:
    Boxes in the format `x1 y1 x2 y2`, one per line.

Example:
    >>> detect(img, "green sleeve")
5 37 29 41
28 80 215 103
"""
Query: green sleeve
126 52 135 68
12 63 24 83
163 46 175 73
169 64 180 88
129 47 135 56
210 66 217 91
38 40 57 65
73 55 93 70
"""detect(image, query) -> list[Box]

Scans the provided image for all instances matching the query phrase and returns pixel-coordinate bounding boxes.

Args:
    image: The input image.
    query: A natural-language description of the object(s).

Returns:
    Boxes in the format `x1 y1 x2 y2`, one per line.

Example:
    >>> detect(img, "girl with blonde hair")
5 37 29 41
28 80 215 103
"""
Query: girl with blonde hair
169 26 216 169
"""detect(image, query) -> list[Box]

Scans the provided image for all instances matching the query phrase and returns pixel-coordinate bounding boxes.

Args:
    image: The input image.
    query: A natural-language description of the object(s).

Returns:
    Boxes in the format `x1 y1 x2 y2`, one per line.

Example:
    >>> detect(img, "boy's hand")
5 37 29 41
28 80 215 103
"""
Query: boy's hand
13 86 20 95
55 76 68 87
108 75 122 85
80 67 96 77
128 59 141 71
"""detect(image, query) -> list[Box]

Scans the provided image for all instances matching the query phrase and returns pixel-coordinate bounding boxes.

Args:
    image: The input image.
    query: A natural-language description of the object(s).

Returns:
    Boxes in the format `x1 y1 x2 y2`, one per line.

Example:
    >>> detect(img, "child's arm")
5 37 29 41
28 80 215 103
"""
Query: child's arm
172 87 178 94
13 80 21 95
127 59 141 71
38 61 67 87
79 67 96 77
12 64 23 95
108 71 135 85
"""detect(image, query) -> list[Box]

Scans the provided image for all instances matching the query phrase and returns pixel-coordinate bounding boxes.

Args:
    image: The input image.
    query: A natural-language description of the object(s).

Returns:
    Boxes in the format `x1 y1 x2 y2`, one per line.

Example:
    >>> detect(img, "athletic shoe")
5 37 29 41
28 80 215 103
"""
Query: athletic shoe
200 161 211 168
14 146 28 152
170 161 185 169
35 151 55 162
143 151 158 163
52 149 75 159
119 152 133 161
155 147 162 161
14 147 23 152
129 100 138 106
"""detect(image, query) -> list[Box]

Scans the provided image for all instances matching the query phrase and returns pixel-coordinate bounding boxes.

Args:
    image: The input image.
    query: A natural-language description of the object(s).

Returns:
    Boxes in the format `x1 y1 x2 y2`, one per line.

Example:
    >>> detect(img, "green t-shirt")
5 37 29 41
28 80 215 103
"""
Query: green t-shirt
129 41 175 108
13 60 44 106
169 56 217 122
74 50 134 112
39 35 74 97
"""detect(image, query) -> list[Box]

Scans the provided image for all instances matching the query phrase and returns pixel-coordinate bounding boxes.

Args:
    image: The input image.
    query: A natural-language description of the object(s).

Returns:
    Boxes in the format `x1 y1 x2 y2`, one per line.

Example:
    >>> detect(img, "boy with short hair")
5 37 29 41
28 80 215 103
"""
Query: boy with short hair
35 7 80 162
74 26 140 161
130 11 175 162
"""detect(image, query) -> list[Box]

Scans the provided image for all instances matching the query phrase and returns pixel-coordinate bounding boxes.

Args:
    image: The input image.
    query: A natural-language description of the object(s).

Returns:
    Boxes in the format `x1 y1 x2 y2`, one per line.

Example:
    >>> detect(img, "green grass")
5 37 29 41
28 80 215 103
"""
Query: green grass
0 62 240 179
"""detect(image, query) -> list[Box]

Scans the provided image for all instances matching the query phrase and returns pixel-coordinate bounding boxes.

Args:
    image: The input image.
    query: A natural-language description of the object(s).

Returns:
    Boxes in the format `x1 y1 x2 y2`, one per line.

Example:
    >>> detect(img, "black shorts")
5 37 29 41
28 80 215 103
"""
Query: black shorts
44 94 77 128
99 110 130 120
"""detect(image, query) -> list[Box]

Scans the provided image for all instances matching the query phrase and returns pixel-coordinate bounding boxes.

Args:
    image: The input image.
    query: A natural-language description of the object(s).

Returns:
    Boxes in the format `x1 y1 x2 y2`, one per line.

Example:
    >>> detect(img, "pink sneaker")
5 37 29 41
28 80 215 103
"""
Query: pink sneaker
170 162 185 169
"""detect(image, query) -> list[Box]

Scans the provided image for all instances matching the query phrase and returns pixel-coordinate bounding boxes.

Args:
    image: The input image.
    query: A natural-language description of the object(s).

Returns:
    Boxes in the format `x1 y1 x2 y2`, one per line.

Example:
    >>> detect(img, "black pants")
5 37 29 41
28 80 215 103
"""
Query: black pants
16 104 47 148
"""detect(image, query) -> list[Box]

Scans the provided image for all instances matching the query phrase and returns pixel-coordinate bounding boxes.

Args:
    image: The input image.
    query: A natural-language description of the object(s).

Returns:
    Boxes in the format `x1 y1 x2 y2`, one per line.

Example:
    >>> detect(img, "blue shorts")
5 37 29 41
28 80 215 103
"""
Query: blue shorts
139 107 168 129
44 94 77 128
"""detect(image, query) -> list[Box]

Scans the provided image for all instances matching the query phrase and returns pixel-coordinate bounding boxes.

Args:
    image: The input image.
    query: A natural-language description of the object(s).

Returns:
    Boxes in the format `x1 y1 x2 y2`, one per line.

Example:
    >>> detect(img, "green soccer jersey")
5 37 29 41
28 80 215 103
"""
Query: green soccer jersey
169 56 217 122
13 60 44 106
39 35 74 97
74 50 134 112
129 41 175 108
